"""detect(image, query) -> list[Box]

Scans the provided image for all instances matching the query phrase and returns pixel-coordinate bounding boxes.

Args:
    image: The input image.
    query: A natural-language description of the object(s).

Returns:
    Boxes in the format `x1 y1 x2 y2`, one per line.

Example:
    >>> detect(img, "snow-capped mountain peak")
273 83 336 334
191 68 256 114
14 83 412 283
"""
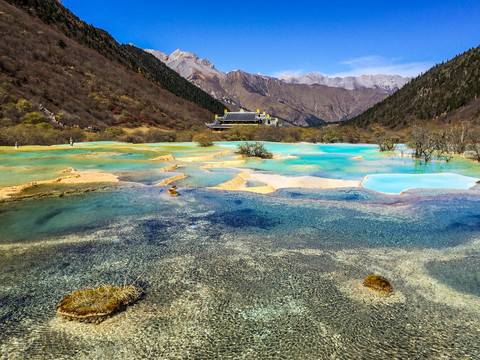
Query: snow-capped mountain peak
279 72 410 93
144 49 224 78
144 48 410 94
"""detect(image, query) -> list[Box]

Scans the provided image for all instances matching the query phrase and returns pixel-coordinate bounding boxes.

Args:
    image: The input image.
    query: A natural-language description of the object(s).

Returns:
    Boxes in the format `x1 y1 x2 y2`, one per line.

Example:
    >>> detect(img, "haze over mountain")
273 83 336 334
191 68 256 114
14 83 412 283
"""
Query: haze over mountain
147 49 401 126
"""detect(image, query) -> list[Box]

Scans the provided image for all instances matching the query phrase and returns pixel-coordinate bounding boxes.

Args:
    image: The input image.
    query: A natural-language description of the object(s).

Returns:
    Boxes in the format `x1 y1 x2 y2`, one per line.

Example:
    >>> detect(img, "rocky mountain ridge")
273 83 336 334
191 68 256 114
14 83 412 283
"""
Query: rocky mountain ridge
144 49 225 79
147 49 393 126
190 69 388 126
148 49 410 93
279 73 410 93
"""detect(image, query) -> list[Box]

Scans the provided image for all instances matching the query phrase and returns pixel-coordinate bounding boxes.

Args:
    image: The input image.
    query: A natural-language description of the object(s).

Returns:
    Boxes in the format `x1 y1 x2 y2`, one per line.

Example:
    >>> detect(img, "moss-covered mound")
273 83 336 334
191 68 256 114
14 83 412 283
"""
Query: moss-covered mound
56 285 142 323
363 275 393 293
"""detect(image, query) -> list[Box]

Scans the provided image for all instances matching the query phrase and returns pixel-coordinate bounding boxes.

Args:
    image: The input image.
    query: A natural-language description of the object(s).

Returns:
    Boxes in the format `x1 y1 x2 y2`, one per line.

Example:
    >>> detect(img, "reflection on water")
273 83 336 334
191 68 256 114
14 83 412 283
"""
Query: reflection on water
1 187 480 358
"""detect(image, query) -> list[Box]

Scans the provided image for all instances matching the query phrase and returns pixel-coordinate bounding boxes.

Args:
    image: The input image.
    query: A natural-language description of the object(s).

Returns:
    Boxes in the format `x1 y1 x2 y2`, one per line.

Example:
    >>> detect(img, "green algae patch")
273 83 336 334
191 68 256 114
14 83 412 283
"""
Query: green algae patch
363 275 393 294
56 285 142 323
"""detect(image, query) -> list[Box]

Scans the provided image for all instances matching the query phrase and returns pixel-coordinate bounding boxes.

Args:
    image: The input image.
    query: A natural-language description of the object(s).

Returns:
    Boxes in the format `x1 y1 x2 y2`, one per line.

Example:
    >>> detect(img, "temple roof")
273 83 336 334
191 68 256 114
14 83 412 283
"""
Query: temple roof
223 112 258 121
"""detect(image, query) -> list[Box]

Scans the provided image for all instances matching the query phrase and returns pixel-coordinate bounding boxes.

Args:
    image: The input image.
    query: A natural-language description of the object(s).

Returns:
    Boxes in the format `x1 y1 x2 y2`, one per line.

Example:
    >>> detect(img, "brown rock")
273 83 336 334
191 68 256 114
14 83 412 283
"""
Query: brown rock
168 186 178 197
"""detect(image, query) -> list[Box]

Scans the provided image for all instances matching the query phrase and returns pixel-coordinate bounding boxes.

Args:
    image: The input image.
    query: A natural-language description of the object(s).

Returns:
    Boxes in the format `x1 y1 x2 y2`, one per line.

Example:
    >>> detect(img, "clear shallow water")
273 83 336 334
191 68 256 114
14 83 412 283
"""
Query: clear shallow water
1 142 480 358
1 186 480 359
426 256 480 297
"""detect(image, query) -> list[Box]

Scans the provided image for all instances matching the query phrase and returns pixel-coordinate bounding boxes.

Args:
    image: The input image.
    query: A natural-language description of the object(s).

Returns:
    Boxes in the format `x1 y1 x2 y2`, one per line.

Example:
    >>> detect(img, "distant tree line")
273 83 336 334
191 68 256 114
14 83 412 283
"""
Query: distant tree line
368 121 480 163
5 112 480 165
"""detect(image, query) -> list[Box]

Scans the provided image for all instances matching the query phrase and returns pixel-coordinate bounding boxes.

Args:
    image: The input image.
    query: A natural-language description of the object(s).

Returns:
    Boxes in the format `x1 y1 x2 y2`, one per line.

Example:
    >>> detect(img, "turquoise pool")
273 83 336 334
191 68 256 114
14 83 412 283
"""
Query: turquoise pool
1 142 480 192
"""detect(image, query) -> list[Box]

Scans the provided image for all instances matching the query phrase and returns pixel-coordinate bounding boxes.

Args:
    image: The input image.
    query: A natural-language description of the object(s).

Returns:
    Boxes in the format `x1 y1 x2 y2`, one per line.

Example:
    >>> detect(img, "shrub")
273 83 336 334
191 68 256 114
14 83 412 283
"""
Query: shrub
15 98 33 112
0 117 13 127
57 39 67 49
175 131 194 142
144 129 176 143
20 111 47 124
36 122 53 129
237 142 273 159
222 126 256 141
193 132 214 147
63 127 86 143
322 127 341 143
104 127 125 137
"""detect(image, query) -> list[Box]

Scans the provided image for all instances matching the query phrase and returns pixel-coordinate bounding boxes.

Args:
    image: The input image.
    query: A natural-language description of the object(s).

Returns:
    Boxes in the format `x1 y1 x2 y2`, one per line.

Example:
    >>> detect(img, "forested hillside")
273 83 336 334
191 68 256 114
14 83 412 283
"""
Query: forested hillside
4 0 225 115
0 0 224 145
348 45 480 129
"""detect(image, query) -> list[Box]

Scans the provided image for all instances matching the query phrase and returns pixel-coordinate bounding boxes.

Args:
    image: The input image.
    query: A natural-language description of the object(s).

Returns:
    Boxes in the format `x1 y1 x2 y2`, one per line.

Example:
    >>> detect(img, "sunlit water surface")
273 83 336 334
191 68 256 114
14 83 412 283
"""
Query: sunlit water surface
1 142 480 359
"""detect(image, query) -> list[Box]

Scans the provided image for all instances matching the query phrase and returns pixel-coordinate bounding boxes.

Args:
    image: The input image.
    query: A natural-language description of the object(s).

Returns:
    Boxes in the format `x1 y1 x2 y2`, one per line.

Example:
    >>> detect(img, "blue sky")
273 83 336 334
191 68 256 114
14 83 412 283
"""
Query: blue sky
63 0 480 78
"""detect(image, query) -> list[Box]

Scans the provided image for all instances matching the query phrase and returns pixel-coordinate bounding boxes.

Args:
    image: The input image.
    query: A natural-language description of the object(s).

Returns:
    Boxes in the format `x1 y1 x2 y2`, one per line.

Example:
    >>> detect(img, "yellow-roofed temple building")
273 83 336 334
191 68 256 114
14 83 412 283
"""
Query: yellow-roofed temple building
206 109 279 130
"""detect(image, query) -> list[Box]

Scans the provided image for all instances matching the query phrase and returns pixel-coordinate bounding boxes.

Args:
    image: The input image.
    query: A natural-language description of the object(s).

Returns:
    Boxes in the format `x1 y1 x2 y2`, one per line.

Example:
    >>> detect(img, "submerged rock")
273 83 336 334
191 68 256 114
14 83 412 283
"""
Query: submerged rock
363 275 393 293
56 285 142 324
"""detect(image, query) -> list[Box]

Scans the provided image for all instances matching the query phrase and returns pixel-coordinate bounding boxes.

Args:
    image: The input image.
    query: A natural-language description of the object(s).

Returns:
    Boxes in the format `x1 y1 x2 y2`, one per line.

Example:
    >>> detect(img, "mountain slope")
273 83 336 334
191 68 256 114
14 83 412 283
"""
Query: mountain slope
189 70 388 126
347 45 480 129
147 49 396 126
152 49 409 93
0 0 215 134
4 0 225 115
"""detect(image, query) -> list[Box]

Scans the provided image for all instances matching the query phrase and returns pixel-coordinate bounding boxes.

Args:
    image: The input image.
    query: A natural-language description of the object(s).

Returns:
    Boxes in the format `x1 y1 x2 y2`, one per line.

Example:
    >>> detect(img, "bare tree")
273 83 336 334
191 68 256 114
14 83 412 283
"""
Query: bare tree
407 122 437 162
371 124 398 151
467 126 480 162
